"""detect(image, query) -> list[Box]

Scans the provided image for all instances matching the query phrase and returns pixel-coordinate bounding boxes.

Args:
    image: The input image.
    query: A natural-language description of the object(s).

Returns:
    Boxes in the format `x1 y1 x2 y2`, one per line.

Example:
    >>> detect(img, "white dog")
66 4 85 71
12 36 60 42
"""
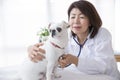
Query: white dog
19 21 69 80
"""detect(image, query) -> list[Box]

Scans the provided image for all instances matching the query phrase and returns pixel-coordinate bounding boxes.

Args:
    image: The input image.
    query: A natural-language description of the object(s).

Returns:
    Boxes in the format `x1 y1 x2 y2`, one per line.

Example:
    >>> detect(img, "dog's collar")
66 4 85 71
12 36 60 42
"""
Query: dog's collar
50 42 64 49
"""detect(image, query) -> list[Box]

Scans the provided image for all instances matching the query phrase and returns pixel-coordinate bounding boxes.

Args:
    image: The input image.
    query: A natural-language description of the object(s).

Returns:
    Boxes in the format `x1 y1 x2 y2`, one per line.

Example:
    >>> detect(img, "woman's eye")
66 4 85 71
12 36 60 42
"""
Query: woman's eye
80 14 86 19
80 17 84 19
70 16 75 19
80 16 85 19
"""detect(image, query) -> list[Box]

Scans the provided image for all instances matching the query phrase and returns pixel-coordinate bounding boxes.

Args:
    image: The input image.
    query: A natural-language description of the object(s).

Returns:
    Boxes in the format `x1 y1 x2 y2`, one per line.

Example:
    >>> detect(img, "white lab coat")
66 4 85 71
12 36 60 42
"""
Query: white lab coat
65 27 120 80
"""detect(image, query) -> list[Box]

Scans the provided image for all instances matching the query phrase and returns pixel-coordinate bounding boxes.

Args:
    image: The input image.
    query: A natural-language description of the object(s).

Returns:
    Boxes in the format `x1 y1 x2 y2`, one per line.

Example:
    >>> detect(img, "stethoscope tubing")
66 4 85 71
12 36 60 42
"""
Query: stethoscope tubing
65 36 88 67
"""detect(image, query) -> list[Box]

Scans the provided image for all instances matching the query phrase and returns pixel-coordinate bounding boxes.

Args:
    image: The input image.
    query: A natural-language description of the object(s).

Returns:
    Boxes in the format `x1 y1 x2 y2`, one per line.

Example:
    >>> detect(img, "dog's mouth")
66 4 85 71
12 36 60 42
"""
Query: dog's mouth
51 33 62 38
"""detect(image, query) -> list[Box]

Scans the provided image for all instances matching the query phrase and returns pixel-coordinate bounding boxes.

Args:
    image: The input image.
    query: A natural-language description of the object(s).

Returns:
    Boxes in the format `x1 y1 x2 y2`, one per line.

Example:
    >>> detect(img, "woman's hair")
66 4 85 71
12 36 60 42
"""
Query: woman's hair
68 0 102 38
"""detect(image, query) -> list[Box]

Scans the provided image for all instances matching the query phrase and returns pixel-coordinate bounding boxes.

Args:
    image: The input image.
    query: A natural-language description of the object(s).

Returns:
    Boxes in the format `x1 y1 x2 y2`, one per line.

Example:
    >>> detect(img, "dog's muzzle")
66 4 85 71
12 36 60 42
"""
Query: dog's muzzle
52 30 56 37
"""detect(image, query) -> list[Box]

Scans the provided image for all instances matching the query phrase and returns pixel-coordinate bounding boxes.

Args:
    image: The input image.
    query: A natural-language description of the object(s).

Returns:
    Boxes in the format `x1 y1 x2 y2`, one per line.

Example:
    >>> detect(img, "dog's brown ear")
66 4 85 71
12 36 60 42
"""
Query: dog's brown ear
61 21 70 28
66 25 70 28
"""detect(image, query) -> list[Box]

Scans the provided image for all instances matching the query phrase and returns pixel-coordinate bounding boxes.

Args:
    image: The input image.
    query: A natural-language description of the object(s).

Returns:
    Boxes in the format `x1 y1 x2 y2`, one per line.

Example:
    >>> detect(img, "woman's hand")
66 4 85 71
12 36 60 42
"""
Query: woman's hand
59 54 78 68
28 43 45 63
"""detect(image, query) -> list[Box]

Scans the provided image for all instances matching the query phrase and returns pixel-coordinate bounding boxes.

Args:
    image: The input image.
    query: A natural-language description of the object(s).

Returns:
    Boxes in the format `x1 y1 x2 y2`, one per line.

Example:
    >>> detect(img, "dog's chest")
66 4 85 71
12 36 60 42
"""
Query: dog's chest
44 41 64 61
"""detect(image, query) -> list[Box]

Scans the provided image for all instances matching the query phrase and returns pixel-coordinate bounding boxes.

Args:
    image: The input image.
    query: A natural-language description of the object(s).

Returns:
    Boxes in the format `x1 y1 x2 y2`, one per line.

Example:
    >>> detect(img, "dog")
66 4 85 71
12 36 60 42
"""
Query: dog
19 21 69 80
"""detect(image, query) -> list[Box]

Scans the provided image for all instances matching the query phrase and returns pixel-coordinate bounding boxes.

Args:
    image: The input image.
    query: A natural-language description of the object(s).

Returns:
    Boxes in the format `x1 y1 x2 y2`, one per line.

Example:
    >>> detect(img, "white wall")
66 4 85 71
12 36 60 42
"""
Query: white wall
1 0 120 52
115 0 120 53
0 0 49 49
0 0 120 67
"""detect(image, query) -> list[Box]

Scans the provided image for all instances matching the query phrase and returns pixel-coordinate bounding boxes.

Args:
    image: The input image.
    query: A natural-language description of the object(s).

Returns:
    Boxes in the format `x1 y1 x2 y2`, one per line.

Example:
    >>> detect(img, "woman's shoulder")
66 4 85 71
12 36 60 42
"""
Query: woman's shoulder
94 27 112 42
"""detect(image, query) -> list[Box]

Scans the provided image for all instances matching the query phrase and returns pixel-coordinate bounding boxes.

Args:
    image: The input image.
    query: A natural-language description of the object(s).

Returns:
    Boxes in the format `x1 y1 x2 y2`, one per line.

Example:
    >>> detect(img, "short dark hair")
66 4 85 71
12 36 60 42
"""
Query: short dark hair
68 0 102 38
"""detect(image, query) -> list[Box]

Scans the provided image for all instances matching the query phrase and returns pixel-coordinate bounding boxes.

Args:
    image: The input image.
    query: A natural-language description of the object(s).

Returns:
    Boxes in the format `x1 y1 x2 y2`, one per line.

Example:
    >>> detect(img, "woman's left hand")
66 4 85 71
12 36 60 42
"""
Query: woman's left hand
59 54 78 68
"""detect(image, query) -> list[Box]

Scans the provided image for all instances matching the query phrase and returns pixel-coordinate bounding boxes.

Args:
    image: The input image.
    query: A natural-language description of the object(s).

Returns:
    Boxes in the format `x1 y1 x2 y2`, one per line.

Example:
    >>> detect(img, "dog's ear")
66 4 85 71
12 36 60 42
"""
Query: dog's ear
48 23 51 29
61 21 70 28
47 23 51 32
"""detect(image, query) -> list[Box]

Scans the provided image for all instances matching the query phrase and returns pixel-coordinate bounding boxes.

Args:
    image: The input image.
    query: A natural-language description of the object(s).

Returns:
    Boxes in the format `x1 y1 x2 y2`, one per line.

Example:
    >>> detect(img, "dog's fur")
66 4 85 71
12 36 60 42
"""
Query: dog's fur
19 21 69 80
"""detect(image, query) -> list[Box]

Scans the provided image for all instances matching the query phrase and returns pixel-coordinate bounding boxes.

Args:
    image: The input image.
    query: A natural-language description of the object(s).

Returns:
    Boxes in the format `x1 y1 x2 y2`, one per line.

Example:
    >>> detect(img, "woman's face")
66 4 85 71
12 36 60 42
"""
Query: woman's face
69 8 90 36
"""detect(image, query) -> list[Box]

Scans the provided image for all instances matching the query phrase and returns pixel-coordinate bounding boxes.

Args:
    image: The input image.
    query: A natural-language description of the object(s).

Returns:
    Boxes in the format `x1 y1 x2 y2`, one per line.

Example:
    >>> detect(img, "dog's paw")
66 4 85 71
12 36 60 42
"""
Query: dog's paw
54 74 61 78
39 76 46 80
39 72 46 80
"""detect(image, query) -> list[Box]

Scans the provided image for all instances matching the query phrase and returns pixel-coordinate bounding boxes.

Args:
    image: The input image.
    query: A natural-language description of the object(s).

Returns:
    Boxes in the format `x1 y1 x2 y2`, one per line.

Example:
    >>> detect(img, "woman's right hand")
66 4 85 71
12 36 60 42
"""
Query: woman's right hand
28 43 45 63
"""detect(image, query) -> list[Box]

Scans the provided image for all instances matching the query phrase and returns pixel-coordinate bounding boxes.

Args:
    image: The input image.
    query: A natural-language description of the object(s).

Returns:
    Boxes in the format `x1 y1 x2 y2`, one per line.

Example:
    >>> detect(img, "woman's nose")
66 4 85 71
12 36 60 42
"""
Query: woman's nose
74 17 80 24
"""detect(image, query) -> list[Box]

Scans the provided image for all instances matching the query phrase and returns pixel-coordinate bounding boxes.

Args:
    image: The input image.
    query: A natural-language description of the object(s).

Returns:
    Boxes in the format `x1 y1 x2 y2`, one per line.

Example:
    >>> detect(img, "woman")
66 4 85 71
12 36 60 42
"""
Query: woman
28 0 120 80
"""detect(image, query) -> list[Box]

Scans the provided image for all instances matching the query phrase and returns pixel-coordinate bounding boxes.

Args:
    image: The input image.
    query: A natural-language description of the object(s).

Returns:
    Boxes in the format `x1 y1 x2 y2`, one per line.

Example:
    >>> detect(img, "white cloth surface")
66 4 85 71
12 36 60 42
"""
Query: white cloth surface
54 69 114 80
0 66 115 80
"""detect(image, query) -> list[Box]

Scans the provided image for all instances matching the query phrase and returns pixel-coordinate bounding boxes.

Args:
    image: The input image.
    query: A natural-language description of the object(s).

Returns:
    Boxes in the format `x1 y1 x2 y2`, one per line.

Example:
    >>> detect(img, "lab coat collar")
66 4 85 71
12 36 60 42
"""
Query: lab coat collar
70 30 94 46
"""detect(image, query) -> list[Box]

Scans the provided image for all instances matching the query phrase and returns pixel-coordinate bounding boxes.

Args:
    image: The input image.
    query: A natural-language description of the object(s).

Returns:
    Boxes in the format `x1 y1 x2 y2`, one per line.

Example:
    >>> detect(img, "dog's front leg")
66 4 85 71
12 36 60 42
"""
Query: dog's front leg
52 64 61 79
46 63 55 80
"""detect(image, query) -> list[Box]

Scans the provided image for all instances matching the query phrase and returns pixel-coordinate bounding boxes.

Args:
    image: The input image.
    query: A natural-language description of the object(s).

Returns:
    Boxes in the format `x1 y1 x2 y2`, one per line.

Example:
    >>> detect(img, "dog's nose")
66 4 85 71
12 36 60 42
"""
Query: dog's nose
52 30 56 37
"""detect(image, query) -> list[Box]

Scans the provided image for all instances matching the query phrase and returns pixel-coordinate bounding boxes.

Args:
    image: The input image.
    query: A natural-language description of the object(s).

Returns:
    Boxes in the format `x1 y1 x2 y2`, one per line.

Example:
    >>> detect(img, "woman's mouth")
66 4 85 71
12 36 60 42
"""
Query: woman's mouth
73 26 81 29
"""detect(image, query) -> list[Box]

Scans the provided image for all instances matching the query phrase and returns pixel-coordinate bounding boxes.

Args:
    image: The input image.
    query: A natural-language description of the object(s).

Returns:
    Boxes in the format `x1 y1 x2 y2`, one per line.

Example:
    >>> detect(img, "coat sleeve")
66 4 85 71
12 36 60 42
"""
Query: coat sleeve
76 28 117 74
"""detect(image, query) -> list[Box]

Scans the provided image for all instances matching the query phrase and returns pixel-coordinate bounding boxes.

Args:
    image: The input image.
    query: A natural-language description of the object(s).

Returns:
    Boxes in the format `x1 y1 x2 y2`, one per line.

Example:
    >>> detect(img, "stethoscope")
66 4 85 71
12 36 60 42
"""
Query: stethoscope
73 36 88 57
65 36 88 67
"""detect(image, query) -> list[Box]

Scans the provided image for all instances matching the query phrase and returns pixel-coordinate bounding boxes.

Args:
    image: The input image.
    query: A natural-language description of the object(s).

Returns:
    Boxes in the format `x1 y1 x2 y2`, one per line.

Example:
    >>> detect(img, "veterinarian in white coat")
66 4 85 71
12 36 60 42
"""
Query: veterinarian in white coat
28 0 120 80
62 27 120 80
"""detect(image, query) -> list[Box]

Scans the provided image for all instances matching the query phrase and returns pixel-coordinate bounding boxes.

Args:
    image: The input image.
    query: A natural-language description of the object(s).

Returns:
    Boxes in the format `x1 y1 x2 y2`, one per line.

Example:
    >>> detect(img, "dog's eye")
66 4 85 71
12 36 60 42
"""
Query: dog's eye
57 27 62 32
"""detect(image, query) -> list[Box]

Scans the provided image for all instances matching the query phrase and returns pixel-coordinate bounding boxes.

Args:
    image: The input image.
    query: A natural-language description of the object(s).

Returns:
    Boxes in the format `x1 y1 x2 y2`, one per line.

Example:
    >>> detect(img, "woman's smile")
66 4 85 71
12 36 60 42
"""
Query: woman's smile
73 26 81 30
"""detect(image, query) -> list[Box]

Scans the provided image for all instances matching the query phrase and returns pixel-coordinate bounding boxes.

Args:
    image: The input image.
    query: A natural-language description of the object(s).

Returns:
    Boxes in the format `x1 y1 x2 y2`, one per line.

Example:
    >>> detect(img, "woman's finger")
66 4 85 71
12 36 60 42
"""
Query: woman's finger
38 48 45 54
30 55 43 63
36 54 45 61
59 59 68 68
34 43 44 47
34 43 45 53
30 58 39 63
33 47 39 52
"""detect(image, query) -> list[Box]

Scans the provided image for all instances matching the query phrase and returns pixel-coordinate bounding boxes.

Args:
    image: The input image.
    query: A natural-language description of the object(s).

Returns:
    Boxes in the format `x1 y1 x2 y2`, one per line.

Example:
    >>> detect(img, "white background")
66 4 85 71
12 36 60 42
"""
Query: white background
0 0 120 67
